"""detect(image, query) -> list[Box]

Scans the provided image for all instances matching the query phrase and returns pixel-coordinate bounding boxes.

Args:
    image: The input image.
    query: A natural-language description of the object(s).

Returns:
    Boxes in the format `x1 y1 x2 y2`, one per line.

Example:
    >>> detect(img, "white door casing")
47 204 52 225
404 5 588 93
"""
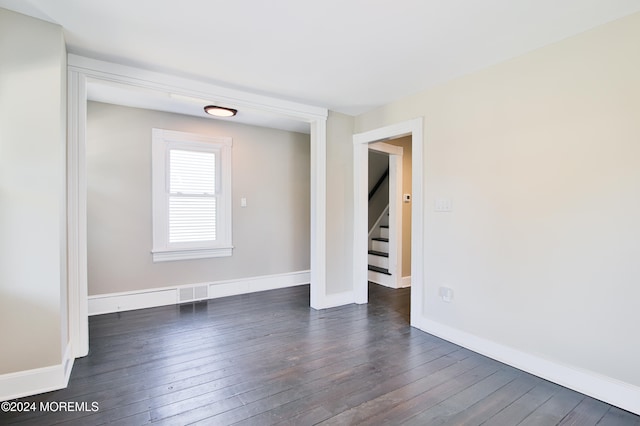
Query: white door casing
353 118 424 327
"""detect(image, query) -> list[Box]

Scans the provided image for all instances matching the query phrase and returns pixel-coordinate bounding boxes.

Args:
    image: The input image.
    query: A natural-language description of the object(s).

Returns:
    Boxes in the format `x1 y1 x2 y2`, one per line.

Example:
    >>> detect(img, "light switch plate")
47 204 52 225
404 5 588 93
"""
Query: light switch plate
434 198 452 212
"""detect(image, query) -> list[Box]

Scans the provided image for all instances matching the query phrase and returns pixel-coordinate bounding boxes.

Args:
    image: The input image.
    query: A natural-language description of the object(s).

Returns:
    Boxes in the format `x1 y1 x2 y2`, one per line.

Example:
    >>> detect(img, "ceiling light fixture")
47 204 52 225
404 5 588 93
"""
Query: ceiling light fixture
204 105 237 117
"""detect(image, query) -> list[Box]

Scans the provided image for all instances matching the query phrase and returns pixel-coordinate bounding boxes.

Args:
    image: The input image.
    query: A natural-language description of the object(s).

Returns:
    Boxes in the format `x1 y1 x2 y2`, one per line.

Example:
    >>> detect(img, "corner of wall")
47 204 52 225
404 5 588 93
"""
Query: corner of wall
0 343 74 402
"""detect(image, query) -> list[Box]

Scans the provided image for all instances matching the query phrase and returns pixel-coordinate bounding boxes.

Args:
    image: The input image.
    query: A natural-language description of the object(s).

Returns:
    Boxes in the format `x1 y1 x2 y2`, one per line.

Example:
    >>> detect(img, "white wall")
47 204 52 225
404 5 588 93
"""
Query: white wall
0 9 67 374
87 102 310 295
356 10 640 396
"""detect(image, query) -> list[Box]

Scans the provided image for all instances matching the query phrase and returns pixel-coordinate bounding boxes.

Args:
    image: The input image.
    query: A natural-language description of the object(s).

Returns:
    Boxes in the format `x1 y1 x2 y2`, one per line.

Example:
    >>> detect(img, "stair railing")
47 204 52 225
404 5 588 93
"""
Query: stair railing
368 168 389 201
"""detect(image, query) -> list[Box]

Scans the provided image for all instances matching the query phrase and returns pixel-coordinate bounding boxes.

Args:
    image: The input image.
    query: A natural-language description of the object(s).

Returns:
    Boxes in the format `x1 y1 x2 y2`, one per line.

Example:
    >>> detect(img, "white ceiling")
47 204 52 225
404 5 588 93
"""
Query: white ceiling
2 0 640 127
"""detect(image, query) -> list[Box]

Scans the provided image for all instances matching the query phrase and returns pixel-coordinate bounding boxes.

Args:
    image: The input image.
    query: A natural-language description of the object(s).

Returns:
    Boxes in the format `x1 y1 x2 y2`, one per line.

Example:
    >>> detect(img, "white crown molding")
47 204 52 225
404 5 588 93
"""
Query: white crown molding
67 54 327 122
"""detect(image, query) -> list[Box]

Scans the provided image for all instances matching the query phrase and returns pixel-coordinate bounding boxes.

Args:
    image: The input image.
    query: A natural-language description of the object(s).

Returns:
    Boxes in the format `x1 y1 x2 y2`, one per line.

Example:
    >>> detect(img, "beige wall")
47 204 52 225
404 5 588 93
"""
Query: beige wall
0 9 67 373
388 136 412 278
356 12 640 387
325 111 355 295
87 102 310 295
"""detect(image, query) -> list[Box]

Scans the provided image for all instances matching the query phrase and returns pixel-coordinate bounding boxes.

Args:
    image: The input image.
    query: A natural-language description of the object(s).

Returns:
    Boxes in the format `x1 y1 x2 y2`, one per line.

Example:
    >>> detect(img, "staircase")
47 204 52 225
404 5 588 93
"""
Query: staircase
368 208 394 287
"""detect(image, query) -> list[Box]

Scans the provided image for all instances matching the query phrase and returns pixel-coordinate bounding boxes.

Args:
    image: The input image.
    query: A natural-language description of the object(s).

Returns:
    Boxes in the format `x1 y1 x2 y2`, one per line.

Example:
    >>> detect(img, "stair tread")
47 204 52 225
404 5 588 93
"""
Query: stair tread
368 250 389 257
368 265 391 275
372 237 389 242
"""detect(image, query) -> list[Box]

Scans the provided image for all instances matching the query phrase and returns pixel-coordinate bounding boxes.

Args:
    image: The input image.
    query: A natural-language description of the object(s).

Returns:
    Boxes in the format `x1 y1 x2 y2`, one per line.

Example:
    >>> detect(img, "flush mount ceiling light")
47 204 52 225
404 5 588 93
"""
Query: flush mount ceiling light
204 105 237 117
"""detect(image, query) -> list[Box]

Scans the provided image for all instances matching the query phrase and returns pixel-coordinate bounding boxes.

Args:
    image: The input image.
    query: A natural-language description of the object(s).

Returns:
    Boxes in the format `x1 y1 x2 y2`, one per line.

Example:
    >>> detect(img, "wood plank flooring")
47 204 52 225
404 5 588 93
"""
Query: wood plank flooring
2 284 638 425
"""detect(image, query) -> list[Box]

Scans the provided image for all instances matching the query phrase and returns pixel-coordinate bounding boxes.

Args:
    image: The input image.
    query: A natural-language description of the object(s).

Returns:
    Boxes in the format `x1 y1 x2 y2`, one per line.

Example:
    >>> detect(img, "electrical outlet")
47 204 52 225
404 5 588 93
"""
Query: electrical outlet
439 286 454 303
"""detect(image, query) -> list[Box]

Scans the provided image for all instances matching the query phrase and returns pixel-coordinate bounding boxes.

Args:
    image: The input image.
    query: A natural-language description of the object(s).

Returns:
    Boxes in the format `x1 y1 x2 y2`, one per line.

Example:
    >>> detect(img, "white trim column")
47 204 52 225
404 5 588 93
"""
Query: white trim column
309 118 327 309
67 69 89 357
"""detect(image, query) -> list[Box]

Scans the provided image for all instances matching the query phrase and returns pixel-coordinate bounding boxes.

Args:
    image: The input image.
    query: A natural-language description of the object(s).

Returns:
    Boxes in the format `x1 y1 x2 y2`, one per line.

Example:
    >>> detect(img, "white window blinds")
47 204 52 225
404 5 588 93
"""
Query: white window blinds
168 149 217 243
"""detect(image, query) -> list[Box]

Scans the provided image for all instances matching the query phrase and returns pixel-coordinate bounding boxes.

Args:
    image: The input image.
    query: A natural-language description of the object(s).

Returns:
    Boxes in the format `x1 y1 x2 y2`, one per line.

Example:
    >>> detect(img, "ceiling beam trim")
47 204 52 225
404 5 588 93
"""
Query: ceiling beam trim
68 54 328 122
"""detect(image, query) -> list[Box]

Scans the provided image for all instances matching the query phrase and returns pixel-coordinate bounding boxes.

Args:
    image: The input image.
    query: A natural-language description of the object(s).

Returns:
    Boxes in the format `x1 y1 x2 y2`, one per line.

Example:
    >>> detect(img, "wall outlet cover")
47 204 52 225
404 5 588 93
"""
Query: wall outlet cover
439 286 454 302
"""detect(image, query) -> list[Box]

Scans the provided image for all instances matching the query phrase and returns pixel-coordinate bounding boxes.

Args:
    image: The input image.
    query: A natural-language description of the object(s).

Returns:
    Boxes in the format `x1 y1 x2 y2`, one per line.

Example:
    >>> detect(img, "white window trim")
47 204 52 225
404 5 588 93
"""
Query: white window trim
151 128 233 262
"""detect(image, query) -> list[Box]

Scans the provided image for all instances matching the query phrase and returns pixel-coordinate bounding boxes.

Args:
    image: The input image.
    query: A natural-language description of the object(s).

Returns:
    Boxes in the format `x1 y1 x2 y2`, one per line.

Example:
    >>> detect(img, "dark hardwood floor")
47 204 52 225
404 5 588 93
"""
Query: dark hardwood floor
2 284 638 425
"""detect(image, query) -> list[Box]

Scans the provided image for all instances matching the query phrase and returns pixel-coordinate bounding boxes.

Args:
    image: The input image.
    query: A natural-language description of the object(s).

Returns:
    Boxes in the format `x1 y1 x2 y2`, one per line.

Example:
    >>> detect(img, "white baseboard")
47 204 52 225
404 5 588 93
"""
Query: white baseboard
0 342 74 402
88 270 311 316
206 270 310 300
400 276 411 287
317 290 355 309
417 317 640 416
89 288 177 315
368 270 395 288
368 273 412 289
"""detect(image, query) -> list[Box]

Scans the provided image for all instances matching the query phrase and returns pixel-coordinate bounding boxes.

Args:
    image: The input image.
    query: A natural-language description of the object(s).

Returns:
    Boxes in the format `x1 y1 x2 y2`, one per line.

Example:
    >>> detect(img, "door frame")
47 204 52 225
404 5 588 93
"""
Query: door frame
353 118 423 327
67 55 329 357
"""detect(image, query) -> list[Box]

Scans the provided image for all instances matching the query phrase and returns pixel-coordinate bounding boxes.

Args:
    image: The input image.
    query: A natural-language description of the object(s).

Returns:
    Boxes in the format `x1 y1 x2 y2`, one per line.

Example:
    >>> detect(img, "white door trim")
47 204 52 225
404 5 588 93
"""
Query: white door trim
67 55 328 357
369 142 403 287
353 118 423 328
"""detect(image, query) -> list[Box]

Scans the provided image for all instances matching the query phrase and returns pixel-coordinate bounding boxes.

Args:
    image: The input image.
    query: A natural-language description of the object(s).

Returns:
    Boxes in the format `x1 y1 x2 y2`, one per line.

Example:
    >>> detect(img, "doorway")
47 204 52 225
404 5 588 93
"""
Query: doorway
67 56 329 357
353 118 424 328
367 141 405 289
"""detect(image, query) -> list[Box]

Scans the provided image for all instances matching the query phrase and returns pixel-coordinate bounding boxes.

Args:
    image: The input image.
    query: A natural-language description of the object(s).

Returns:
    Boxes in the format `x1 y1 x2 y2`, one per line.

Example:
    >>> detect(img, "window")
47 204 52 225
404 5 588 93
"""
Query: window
152 128 232 262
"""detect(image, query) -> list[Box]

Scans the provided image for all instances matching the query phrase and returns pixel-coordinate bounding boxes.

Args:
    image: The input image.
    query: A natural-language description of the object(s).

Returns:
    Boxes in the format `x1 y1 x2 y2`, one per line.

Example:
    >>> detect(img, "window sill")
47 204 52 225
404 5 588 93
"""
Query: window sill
152 246 233 262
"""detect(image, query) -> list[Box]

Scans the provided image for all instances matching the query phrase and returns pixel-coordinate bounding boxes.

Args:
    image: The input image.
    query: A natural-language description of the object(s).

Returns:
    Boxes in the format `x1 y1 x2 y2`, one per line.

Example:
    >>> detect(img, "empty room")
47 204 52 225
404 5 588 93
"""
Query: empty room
1 1 639 425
